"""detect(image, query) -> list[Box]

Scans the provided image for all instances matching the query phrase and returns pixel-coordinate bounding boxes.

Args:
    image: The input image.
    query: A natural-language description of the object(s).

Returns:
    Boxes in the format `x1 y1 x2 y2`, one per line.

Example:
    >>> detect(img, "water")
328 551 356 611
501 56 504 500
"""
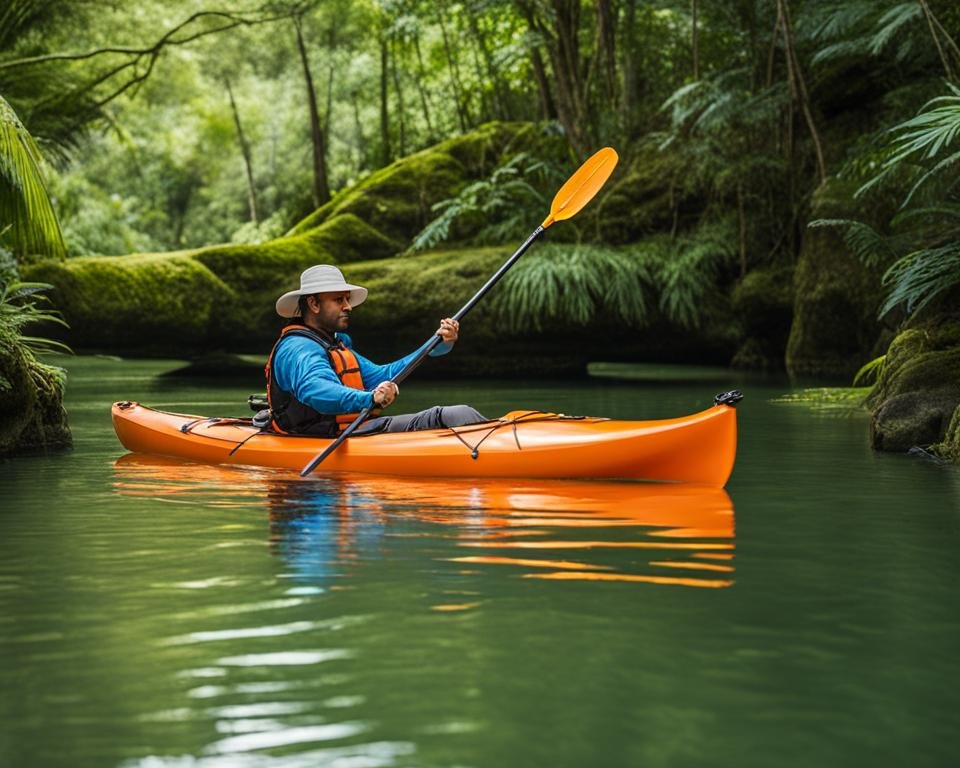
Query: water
2 355 959 768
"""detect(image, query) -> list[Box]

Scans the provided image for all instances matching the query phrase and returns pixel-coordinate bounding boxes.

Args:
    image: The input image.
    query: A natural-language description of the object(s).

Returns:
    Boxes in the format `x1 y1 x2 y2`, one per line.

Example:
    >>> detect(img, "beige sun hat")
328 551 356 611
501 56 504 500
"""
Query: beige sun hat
275 265 368 318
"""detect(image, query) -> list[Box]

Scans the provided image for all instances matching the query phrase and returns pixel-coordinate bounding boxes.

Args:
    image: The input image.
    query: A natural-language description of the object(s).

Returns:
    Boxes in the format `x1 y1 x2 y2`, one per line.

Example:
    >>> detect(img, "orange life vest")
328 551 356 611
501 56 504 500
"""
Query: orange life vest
265 324 380 436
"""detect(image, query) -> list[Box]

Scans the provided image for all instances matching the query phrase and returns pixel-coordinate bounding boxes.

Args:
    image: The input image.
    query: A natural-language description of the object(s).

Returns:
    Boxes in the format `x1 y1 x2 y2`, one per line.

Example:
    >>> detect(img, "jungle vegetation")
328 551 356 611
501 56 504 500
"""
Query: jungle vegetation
1 0 959 349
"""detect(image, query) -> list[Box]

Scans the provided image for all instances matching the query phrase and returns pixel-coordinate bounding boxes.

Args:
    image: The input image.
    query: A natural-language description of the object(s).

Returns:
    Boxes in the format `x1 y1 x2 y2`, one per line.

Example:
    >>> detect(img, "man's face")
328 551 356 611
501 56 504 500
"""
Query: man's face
309 291 352 333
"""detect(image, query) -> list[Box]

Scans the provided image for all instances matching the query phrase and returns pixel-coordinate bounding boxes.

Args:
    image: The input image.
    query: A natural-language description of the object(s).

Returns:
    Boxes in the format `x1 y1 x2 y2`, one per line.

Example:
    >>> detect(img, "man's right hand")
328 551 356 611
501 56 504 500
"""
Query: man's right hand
372 381 398 408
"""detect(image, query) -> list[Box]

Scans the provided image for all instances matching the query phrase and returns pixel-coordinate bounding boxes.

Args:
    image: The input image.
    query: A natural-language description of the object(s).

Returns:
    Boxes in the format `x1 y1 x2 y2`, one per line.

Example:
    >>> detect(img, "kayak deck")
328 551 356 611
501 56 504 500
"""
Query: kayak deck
112 401 738 486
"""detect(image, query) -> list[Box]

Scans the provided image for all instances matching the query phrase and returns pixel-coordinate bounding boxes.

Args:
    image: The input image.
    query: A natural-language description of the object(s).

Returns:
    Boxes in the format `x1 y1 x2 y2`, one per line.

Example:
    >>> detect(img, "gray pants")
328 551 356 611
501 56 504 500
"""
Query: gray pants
357 405 487 434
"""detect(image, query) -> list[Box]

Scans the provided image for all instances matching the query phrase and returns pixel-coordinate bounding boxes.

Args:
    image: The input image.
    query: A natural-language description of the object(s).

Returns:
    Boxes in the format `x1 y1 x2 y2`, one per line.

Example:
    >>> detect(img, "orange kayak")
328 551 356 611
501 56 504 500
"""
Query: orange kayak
111 396 740 486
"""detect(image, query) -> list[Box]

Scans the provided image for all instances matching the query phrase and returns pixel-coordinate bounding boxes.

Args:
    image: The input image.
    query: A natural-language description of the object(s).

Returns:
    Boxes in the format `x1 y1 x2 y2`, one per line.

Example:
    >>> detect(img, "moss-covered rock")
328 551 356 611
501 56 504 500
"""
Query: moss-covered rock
0 339 71 457
24 253 237 353
592 143 702 245
730 265 794 370
786 177 887 379
288 122 545 242
867 317 960 453
932 403 960 462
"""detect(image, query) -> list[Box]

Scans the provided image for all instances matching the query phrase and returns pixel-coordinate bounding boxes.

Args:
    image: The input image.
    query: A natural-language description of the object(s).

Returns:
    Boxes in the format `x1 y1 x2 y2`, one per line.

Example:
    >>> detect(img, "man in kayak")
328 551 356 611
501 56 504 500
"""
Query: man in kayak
266 265 487 436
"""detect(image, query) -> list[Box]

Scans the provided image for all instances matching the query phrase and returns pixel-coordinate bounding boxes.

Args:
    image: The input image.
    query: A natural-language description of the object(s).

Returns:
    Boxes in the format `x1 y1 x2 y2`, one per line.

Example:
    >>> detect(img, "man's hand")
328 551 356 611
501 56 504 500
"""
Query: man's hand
437 317 459 343
372 381 398 408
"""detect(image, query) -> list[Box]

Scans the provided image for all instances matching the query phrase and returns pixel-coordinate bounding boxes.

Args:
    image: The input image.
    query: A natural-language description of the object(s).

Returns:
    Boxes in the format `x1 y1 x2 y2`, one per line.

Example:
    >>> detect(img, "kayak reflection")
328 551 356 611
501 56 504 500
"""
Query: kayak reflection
113 455 735 589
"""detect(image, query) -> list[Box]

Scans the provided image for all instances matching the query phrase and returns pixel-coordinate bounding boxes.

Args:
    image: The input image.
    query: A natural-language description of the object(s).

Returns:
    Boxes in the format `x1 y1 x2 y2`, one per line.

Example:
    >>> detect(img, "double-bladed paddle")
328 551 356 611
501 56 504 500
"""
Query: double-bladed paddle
300 146 620 477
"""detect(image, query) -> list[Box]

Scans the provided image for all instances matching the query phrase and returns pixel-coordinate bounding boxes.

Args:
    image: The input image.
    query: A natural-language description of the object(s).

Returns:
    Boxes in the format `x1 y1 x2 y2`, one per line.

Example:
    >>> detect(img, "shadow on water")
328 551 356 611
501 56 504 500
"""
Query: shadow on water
113 455 736 591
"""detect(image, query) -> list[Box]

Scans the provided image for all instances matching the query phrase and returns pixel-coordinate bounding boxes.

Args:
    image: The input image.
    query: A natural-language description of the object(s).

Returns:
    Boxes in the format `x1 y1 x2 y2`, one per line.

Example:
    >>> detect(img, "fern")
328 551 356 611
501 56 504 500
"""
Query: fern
880 244 960 316
808 218 899 268
407 153 559 253
655 221 737 328
853 354 886 386
493 244 652 333
0 281 71 355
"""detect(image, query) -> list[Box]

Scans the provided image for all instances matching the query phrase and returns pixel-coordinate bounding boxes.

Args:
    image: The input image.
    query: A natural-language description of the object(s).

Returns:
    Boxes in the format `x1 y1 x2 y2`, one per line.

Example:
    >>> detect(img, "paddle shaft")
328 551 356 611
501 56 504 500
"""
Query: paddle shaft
299 224 546 476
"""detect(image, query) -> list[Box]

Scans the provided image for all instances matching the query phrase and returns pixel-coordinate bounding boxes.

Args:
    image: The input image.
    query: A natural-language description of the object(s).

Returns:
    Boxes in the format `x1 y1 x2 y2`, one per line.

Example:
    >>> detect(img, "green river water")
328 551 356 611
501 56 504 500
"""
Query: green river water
1 355 959 768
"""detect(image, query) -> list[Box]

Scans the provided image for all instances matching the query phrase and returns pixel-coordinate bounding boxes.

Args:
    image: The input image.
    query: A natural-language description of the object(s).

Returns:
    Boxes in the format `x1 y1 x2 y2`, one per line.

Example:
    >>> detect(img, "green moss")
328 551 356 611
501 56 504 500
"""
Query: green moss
730 265 794 370
24 253 235 351
0 339 70 457
867 320 960 453
304 213 402 262
593 144 702 245
771 387 871 415
932 403 960 461
786 176 886 379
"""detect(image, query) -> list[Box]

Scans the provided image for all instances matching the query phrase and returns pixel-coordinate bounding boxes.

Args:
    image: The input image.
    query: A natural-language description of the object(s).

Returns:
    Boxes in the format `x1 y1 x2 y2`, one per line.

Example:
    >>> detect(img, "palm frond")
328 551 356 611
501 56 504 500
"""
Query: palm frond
0 95 66 262
808 218 899 268
869 3 921 56
880 243 960 316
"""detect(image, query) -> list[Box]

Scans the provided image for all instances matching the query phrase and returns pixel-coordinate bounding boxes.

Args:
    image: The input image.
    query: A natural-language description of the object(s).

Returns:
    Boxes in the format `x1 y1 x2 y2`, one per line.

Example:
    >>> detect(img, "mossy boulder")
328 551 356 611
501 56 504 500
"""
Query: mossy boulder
287 122 557 245
0 340 71 457
786 177 887 379
932 403 960 462
867 316 960 453
24 253 237 353
730 265 794 370
593 143 702 245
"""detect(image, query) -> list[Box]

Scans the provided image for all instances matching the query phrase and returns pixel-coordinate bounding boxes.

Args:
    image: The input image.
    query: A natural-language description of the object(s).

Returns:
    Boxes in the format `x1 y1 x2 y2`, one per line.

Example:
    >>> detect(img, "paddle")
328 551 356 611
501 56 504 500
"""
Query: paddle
300 146 619 477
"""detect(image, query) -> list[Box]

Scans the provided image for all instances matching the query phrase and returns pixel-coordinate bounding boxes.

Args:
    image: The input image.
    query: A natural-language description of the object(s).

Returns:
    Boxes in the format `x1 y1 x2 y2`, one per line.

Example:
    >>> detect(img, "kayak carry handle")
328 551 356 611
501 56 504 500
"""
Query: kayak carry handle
714 390 744 407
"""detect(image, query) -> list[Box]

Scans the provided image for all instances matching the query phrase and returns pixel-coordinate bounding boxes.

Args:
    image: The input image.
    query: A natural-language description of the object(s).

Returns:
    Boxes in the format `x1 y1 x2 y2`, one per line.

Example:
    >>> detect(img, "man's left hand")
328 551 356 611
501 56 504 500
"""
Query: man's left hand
437 317 459 343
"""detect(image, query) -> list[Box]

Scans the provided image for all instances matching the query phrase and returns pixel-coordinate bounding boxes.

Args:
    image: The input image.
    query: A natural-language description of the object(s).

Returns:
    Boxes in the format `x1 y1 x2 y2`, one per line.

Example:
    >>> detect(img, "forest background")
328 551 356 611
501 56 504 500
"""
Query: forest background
1 0 959 458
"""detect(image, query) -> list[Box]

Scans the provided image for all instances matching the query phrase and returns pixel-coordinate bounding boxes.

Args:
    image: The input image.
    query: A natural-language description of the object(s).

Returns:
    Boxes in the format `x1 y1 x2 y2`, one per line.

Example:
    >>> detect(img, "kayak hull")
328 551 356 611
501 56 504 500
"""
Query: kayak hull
111 401 738 486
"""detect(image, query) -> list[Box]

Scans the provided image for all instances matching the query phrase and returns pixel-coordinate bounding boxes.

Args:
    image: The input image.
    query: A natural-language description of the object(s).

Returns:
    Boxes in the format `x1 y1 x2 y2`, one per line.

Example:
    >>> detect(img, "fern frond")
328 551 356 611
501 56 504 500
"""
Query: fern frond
853 354 886 386
880 243 960 316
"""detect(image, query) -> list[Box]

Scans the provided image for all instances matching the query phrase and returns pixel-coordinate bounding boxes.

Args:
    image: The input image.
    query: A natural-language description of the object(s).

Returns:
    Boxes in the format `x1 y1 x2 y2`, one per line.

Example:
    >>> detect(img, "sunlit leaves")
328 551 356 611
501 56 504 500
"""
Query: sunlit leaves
0 96 66 263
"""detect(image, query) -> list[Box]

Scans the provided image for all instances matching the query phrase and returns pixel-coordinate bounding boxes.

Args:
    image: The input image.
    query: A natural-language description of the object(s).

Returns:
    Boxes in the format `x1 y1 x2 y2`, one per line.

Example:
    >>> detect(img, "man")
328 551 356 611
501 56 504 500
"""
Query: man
266 265 487 436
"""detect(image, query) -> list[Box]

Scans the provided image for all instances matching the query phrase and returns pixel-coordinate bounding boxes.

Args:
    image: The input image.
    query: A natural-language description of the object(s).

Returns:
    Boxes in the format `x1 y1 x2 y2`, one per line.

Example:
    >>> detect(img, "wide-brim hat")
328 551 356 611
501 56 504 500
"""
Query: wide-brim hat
275 265 368 318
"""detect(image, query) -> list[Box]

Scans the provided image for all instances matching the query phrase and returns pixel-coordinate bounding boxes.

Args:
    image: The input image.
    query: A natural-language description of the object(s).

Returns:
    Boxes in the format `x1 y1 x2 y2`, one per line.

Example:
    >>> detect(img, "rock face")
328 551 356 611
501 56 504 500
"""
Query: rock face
0 339 71 458
867 319 960 453
730 265 794 370
786 178 887 379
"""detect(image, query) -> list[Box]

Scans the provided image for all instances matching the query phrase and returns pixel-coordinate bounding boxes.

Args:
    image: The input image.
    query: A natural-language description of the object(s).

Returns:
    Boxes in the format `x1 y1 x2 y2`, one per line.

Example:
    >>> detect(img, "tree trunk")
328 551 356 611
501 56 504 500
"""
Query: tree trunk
224 77 258 224
737 181 747 277
468 12 511 120
620 0 637 133
918 0 957 81
531 44 557 120
777 0 827 184
413 33 436 139
390 36 407 156
351 90 366 170
379 31 391 165
324 25 336 141
294 16 330 206
522 0 588 156
692 0 700 80
438 6 469 131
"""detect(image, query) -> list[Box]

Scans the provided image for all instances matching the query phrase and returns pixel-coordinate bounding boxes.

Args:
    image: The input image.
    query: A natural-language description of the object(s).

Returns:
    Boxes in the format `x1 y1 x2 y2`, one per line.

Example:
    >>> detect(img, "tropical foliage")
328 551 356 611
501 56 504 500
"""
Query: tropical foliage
816 83 960 318
0 95 66 262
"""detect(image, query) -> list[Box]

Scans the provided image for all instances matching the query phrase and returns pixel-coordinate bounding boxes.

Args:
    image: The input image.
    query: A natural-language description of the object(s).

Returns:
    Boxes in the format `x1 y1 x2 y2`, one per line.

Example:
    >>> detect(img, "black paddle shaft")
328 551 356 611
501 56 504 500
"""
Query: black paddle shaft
300 224 546 476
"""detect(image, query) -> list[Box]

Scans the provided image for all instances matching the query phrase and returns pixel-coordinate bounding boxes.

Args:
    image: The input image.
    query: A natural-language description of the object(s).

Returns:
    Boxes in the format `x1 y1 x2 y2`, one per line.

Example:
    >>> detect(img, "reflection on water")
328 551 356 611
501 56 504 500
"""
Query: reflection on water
107 457 735 765
113 455 736 591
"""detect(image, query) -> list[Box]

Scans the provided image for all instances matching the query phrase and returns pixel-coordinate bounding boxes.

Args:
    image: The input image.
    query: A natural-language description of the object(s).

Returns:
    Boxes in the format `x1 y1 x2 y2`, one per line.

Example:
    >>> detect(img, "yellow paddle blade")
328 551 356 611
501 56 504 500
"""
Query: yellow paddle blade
542 146 619 228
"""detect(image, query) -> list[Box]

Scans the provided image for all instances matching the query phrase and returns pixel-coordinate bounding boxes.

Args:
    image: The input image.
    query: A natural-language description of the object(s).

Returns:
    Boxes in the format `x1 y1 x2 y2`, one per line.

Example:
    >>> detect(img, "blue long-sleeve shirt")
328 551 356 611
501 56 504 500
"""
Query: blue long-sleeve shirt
272 331 452 415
